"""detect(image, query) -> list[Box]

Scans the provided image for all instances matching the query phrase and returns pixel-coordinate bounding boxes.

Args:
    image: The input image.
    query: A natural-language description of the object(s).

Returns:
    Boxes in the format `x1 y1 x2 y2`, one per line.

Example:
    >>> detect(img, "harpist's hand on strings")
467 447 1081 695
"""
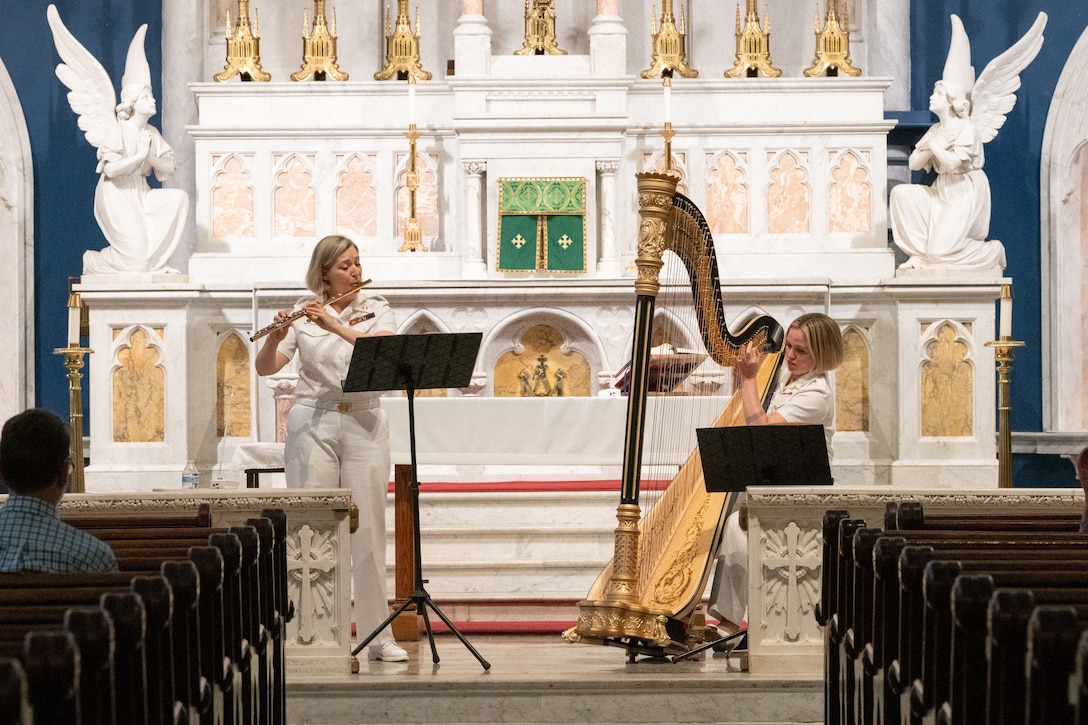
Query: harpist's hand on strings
735 342 763 382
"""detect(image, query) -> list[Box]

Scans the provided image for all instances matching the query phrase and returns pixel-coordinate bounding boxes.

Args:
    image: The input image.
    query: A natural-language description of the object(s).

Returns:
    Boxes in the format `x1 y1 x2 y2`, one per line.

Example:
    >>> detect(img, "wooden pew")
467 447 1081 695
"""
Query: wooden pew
0 507 287 725
0 656 31 725
824 508 1088 725
885 501 1082 533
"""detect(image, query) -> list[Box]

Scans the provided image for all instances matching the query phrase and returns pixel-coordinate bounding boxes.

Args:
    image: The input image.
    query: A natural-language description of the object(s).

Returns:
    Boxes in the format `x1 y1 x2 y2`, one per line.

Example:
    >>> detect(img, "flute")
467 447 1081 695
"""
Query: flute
249 279 372 341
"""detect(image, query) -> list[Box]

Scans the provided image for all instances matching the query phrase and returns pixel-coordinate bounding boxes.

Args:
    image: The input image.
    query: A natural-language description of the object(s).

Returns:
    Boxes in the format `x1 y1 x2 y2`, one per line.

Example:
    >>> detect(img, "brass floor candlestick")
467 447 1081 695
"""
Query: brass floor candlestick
53 345 92 493
986 337 1024 489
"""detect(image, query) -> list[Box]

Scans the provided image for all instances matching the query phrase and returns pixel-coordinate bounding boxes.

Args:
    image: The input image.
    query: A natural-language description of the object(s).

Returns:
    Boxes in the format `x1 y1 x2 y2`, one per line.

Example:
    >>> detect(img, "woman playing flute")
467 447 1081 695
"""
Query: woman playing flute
254 234 408 663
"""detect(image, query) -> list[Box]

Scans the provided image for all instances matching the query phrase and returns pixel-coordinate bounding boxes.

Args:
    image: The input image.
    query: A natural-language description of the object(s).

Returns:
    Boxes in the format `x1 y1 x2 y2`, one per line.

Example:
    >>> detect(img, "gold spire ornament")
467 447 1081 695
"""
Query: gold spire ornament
215 0 271 82
375 1 432 82
640 1 698 80
515 0 566 56
725 0 781 78
290 0 348 82
803 0 862 77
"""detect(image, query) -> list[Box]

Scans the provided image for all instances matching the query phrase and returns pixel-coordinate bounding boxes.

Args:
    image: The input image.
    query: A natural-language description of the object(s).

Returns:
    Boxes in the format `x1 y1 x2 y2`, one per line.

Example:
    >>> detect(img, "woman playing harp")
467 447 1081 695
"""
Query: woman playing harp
568 171 786 658
708 313 845 631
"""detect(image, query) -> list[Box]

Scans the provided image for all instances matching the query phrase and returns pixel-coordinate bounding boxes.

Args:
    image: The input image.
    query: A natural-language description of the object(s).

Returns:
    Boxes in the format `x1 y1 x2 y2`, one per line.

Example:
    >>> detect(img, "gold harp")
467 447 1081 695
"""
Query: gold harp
569 172 784 658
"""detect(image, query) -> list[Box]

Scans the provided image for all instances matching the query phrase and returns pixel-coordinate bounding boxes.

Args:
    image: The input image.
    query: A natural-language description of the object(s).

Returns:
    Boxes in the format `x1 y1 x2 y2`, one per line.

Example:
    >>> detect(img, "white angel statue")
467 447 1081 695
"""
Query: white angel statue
46 4 187 275
890 13 1047 272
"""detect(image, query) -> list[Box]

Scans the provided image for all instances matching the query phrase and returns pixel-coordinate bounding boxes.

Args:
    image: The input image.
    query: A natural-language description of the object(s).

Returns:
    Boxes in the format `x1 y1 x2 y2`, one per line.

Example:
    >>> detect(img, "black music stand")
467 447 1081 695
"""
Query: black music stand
344 332 490 670
671 424 832 663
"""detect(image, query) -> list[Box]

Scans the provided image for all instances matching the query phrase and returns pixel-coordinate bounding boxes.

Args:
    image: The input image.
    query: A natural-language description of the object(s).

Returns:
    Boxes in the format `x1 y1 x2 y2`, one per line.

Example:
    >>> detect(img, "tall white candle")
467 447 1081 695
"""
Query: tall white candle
999 286 1012 338
408 81 416 126
68 303 81 345
663 80 671 124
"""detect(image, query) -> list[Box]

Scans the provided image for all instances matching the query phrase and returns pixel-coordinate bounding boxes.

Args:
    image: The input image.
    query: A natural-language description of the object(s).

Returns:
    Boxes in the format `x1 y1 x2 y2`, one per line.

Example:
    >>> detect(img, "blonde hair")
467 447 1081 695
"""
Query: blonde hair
304 235 357 294
790 313 844 373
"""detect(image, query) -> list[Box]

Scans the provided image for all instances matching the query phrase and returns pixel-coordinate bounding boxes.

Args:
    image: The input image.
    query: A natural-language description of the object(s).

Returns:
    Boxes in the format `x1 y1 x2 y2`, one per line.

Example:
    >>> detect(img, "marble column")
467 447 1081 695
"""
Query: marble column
462 161 488 279
161 0 202 272
589 0 626 76
596 160 621 277
454 0 492 77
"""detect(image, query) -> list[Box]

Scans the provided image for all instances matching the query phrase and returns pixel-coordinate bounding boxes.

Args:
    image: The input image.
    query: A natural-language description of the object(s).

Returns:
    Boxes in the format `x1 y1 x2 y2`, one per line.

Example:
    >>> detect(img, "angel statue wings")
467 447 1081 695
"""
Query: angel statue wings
890 13 1047 272
46 4 188 275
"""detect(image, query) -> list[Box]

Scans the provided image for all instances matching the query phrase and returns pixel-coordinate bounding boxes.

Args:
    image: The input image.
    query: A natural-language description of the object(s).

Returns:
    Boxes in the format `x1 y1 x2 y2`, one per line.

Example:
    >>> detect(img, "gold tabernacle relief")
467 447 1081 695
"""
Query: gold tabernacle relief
249 279 371 341
567 171 784 659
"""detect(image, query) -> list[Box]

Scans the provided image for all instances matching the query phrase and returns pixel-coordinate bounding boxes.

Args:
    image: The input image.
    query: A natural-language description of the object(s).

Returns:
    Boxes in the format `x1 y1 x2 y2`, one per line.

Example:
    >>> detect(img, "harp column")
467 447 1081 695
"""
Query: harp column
573 171 678 645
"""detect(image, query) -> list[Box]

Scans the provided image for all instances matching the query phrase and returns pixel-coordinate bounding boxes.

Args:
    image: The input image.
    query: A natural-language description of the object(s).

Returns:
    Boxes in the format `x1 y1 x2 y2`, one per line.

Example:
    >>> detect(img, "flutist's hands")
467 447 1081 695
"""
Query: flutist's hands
301 300 337 332
266 309 292 343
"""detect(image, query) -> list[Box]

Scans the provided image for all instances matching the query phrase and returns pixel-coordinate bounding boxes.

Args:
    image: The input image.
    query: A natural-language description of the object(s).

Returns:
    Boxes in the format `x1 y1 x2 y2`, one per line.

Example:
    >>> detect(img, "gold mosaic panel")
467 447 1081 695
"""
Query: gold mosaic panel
921 322 973 438
706 151 749 235
217 333 252 437
274 154 316 237
767 151 811 234
112 327 165 443
835 327 869 432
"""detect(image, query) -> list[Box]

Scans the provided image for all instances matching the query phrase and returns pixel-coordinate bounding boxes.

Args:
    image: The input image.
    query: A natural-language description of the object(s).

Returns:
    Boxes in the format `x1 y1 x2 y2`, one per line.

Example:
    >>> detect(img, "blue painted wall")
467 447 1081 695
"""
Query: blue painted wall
1 0 162 424
1 1 1080 486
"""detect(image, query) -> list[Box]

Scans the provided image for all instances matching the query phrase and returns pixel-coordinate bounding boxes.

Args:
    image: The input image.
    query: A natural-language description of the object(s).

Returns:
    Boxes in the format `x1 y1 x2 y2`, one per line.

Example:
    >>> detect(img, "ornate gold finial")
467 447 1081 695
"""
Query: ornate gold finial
375 1 432 81
515 0 566 56
641 1 698 79
215 0 271 82
724 0 781 78
291 0 348 82
804 0 862 77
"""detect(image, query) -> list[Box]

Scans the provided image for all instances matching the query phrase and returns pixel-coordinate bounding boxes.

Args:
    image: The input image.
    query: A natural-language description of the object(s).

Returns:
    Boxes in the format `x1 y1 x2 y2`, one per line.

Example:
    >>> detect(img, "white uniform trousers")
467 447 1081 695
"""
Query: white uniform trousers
285 400 395 646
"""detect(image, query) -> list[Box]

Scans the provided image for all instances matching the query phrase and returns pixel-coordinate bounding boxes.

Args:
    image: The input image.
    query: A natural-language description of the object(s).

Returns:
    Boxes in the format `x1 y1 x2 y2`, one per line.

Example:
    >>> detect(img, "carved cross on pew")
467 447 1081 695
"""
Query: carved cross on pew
287 524 337 642
762 521 821 641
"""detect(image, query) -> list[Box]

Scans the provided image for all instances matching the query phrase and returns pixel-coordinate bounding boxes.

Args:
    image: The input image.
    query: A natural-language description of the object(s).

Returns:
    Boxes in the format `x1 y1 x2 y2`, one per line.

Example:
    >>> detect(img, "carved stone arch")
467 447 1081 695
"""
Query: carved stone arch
705 148 750 235
827 148 873 234
483 308 608 397
398 309 450 336
211 153 255 239
334 152 378 245
766 149 812 235
642 149 689 196
0 57 33 420
1042 24 1088 432
272 152 317 238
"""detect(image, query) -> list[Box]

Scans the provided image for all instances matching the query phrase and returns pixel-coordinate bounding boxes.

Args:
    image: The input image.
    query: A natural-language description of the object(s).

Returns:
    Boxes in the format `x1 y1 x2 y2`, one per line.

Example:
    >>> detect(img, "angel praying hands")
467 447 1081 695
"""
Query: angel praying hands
47 4 188 275
890 13 1046 272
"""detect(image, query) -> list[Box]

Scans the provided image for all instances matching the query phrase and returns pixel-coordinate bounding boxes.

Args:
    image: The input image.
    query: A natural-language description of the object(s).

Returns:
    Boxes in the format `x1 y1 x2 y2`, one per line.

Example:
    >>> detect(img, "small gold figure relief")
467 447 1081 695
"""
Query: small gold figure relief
494 325 591 398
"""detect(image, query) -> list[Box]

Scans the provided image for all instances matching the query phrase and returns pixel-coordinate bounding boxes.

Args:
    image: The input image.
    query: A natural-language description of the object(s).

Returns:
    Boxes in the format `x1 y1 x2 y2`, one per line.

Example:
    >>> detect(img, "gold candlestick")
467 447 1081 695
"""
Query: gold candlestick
985 337 1025 489
399 119 427 252
55 290 92 494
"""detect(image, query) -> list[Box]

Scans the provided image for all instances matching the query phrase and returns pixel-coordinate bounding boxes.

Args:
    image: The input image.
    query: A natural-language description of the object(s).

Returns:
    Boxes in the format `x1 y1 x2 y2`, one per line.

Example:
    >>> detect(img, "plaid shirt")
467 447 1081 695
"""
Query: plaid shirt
0 494 118 573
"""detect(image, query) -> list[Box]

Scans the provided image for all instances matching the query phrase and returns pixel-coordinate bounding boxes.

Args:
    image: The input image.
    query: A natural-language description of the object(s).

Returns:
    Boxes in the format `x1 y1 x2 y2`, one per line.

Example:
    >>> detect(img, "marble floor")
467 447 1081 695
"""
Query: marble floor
285 633 824 725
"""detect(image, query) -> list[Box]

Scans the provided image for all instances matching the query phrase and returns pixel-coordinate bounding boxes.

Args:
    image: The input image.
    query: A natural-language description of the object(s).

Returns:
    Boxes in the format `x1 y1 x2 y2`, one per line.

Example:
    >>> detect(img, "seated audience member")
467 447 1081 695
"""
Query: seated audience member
0 409 118 573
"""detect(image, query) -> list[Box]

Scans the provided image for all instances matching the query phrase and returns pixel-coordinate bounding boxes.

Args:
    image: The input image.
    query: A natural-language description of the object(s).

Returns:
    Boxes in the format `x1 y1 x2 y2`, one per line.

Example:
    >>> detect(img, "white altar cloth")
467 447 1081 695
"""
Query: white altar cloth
379 395 730 467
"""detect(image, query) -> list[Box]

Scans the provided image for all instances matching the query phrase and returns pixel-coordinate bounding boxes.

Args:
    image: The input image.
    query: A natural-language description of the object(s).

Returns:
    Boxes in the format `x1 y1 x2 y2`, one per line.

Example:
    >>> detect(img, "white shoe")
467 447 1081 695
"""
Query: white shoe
368 641 408 662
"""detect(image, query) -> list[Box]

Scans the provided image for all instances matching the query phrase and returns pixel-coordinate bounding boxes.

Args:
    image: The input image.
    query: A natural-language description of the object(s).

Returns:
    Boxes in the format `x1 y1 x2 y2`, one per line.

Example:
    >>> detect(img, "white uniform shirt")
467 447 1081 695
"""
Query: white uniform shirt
275 292 396 404
766 367 835 461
